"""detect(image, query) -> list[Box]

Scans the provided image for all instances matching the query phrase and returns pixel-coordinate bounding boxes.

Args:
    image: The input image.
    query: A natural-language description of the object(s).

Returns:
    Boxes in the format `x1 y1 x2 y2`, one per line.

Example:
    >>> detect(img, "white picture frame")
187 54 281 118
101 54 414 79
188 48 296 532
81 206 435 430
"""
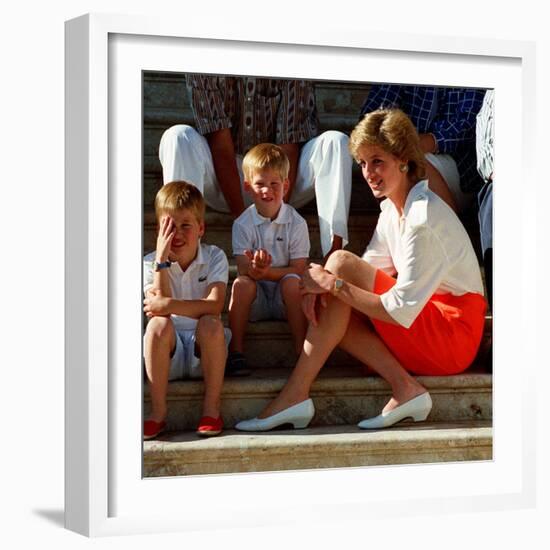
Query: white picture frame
65 13 537 537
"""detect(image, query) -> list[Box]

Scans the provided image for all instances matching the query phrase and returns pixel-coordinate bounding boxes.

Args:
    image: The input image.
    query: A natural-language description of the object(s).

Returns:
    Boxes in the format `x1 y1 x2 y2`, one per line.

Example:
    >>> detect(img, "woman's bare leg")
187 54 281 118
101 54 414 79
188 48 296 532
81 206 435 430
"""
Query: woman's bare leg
328 251 427 410
258 251 370 418
258 293 351 418
259 250 426 418
340 313 427 412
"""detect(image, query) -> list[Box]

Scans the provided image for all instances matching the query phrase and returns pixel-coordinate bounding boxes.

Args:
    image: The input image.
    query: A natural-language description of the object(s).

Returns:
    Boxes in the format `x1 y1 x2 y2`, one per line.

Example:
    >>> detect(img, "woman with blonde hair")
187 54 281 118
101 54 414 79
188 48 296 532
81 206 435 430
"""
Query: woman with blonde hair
236 109 487 431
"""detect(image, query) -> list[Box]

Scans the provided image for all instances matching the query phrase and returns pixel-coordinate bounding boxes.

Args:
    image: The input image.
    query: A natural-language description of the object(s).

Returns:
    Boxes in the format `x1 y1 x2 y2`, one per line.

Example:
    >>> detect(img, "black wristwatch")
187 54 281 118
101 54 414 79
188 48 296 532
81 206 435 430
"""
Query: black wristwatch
154 260 171 272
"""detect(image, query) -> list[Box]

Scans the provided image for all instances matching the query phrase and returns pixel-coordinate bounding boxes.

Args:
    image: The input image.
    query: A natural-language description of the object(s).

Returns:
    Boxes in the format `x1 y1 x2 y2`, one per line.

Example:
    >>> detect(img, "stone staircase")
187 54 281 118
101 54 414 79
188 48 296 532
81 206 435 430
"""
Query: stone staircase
144 422 492 477
142 72 492 477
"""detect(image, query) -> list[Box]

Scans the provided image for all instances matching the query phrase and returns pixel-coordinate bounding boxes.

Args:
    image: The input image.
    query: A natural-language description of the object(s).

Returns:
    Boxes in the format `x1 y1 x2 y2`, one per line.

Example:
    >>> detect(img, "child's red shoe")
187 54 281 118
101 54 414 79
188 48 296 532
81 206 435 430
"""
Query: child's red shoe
196 416 223 436
143 419 167 440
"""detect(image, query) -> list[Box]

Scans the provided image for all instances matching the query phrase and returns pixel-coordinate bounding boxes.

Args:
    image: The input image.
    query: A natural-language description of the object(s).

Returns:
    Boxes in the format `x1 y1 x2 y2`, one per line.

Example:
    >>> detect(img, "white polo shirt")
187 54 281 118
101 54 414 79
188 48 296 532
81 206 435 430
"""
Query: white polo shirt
232 203 310 266
362 180 484 329
143 243 229 330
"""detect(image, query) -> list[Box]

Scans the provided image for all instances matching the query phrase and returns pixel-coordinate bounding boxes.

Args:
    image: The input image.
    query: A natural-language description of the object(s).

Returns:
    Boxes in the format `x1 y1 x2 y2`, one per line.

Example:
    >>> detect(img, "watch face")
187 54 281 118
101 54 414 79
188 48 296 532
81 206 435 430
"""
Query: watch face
335 278 344 291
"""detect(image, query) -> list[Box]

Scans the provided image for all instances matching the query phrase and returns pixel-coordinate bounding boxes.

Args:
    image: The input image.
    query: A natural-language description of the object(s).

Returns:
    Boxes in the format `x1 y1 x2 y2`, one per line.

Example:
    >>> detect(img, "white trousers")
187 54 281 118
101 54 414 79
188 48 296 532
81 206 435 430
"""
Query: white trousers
159 125 353 257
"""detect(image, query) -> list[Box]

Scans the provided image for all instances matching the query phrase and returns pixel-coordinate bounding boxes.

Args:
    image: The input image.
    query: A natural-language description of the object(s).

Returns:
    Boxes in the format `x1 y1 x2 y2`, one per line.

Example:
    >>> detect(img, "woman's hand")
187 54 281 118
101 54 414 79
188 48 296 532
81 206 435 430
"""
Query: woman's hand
299 263 334 326
301 263 336 294
301 293 328 326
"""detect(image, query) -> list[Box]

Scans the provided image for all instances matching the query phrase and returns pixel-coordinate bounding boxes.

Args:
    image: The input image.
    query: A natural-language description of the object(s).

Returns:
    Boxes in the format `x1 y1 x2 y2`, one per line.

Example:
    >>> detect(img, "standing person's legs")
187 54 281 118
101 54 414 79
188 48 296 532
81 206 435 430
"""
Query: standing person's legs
290 131 353 260
159 124 250 212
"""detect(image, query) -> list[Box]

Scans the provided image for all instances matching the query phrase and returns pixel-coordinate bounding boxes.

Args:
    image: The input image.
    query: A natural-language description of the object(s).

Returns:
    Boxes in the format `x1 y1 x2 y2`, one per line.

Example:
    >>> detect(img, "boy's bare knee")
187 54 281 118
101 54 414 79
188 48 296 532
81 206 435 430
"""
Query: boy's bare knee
232 275 257 298
145 316 174 342
196 315 224 342
280 276 301 301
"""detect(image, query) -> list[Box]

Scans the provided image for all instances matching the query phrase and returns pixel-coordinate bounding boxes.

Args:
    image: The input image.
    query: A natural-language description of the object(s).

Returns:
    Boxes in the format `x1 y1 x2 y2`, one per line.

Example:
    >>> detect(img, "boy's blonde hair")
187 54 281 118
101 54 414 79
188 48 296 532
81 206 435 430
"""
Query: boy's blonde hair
242 143 290 182
154 181 206 223
349 108 426 182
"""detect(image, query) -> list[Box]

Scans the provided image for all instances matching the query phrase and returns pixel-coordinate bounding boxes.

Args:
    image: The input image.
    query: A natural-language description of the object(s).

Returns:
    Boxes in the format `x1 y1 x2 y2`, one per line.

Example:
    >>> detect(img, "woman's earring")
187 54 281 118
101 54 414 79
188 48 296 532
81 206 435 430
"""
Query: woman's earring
399 163 409 173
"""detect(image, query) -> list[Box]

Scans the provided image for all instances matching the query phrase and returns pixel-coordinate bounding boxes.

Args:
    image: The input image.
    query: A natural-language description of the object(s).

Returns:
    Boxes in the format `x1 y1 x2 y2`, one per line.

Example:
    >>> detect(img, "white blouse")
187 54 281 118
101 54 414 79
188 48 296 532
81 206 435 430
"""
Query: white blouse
363 180 484 328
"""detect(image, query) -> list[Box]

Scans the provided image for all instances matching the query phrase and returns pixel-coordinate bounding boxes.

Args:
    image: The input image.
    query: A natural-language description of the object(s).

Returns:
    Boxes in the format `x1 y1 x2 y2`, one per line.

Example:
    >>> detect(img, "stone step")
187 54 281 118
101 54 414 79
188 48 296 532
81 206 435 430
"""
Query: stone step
143 73 370 126
221 314 492 369
141 72 483 258
224 317 364 369
141 276 491 371
143 164 378 217
142 186 483 261
142 73 371 183
143 419 492 476
143 366 492 432
144 208 378 259
142 295 490 375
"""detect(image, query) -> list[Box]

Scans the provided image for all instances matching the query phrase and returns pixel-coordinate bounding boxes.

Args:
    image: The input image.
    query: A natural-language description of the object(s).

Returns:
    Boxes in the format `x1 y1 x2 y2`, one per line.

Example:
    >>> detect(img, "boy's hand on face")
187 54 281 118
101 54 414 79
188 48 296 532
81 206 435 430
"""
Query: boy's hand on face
156 215 175 262
245 248 272 280
144 288 172 317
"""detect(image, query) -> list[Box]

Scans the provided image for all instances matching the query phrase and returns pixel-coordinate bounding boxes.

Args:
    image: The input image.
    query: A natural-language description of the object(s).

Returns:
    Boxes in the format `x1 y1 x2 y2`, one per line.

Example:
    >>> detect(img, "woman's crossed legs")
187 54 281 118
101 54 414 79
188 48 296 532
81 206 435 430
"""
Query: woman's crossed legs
258 251 427 419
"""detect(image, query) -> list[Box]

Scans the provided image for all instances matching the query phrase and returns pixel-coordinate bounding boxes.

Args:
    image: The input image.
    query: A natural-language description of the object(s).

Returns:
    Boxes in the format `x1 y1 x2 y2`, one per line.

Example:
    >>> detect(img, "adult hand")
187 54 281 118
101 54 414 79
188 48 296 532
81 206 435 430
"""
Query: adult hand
300 263 332 326
301 263 335 294
144 288 172 318
300 293 328 327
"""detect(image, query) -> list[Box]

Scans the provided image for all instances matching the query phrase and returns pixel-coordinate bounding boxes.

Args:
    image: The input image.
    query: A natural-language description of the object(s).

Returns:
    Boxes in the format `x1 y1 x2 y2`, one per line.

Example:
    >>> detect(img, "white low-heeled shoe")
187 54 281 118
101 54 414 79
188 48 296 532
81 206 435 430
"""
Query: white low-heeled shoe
235 398 315 432
357 392 432 430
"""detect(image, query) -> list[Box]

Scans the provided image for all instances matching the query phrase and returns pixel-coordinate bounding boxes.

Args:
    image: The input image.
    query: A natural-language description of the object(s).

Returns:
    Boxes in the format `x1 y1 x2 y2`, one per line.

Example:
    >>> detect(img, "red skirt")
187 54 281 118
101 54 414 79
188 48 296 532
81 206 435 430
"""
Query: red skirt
370 269 487 375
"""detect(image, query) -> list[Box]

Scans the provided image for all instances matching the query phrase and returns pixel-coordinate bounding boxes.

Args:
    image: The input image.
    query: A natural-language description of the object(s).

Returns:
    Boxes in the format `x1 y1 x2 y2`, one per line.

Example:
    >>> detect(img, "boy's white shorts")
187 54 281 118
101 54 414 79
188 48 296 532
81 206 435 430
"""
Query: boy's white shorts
169 327 232 380
249 274 300 322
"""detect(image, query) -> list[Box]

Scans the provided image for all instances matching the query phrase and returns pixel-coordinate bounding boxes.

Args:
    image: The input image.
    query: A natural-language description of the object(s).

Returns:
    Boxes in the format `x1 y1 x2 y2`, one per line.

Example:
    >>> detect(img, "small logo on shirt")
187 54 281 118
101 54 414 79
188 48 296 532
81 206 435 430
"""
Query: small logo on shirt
276 237 284 242
198 275 207 282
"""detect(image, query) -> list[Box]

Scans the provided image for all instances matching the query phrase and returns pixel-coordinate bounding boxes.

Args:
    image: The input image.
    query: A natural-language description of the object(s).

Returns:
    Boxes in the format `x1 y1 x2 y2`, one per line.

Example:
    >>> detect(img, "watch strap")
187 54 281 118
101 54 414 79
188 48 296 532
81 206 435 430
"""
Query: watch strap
154 260 172 271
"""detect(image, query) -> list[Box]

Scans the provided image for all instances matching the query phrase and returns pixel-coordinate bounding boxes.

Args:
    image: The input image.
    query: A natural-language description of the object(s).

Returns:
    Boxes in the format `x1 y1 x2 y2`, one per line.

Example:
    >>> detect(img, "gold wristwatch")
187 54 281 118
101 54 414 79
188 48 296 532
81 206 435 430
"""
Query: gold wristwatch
333 277 344 293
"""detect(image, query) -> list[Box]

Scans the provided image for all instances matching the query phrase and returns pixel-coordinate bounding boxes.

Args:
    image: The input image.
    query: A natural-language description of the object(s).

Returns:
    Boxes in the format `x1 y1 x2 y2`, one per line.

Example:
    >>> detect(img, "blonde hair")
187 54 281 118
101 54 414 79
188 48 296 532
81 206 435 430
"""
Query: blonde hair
349 108 426 182
242 143 290 182
154 181 206 223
